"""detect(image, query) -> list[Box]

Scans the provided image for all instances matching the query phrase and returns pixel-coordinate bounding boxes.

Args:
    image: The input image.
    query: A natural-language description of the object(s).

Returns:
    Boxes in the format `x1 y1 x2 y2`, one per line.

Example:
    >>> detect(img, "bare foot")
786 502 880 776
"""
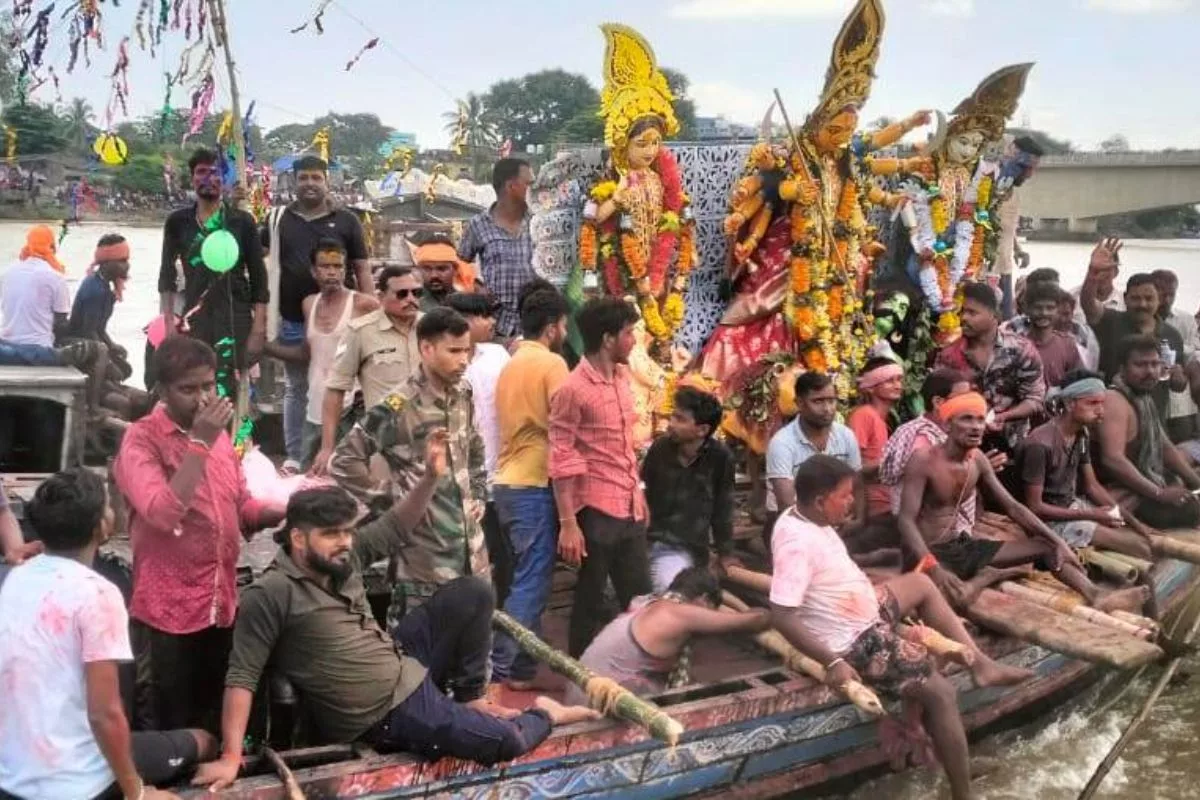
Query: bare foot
940 642 976 669
465 697 522 720
1095 585 1151 615
971 657 1034 688
534 696 602 726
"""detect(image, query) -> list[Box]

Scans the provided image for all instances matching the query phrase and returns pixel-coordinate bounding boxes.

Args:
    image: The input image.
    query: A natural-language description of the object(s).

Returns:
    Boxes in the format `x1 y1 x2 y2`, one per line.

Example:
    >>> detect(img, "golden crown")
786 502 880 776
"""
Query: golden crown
947 63 1035 141
809 0 886 128
598 23 679 157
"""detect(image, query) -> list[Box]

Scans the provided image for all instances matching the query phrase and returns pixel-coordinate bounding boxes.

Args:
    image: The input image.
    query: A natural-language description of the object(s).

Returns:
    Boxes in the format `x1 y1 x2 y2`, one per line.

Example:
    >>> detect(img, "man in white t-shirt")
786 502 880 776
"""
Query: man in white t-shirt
0 469 215 800
768 455 1031 800
446 291 513 600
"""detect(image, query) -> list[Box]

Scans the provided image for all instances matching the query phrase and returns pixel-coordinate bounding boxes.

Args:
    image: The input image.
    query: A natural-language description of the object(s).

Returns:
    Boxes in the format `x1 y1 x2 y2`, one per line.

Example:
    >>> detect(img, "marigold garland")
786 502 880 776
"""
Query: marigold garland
790 254 811 295
620 233 648 280
930 197 950 235
829 285 844 323
967 226 986 278
977 175 993 210
579 223 598 270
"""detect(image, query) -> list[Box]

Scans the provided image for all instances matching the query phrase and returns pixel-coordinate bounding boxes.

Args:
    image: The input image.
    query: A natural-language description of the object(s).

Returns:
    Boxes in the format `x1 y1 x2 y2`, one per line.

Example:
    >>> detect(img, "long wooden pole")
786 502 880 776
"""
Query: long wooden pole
207 0 247 188
1077 591 1200 799
491 611 685 746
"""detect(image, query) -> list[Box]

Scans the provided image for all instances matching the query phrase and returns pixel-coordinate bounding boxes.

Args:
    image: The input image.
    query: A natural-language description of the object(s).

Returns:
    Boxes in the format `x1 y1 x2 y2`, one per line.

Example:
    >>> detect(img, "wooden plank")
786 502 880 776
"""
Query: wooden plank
967 588 1162 669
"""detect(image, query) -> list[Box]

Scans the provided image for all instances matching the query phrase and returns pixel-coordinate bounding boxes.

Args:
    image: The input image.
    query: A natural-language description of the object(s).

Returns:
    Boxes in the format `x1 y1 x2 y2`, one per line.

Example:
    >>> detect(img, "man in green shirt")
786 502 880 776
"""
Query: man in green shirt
193 481 597 791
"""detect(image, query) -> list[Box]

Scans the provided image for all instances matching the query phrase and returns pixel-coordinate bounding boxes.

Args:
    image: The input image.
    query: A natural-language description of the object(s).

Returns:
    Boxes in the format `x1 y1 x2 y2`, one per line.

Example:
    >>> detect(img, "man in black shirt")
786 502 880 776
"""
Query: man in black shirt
642 386 739 593
262 155 370 470
1080 239 1186 418
158 148 268 400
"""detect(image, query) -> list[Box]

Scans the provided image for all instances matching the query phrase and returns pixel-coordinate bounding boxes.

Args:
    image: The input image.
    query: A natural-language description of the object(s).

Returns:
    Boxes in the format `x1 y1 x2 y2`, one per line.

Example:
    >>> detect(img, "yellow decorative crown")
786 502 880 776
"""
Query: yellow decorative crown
598 23 679 158
809 0 886 128
947 63 1035 141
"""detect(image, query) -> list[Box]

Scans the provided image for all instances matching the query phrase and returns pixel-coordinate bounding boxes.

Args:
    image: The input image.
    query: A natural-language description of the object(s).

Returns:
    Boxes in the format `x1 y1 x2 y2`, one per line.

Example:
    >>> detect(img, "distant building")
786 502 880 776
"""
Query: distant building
693 116 758 142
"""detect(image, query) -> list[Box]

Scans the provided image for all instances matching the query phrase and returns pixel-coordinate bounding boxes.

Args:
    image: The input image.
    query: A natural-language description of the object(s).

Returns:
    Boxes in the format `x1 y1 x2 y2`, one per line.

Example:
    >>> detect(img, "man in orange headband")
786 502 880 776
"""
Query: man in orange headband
410 236 476 311
897 390 1149 615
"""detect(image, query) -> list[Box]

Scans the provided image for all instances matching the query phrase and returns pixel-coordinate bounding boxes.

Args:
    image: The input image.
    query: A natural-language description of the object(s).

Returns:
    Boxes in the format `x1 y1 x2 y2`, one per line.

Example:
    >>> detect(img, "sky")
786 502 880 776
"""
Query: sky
30 0 1200 153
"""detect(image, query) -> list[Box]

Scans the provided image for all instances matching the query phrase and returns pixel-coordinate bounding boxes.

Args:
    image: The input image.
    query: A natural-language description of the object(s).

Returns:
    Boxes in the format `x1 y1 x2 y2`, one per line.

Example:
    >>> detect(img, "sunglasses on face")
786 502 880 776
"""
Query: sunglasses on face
387 287 424 300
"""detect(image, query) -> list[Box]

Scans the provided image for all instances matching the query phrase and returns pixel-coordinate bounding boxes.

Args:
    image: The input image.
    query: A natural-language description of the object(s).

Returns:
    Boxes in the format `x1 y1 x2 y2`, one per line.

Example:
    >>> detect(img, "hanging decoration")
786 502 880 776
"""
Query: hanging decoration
163 153 176 194
498 138 512 159
4 125 16 165
13 0 33 19
24 5 52 72
425 163 446 203
157 72 175 134
46 65 61 103
383 145 413 176
310 127 330 163
181 72 214 145
344 37 378 71
241 100 257 166
94 133 129 166
79 0 102 40
290 0 331 34
449 102 468 155
104 37 131 127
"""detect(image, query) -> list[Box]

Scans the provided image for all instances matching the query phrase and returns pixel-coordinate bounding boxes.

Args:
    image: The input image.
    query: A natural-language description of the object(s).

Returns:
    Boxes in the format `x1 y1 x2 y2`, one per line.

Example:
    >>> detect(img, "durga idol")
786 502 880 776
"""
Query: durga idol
578 23 697 442
699 0 930 451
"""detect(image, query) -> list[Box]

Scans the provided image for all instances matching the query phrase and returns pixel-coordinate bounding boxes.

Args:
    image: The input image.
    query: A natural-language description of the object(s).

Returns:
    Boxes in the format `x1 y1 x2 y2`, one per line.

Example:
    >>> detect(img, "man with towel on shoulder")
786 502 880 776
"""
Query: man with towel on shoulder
897 390 1149 614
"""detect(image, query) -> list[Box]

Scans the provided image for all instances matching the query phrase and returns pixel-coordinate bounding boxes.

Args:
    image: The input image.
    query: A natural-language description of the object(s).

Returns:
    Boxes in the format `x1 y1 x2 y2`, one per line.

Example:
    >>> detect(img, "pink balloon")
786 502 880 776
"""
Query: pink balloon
146 315 168 348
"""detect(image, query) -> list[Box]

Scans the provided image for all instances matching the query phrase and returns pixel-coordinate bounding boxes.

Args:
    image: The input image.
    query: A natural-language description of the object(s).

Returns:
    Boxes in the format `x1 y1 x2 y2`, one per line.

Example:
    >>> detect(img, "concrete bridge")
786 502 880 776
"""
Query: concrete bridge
1015 150 1200 233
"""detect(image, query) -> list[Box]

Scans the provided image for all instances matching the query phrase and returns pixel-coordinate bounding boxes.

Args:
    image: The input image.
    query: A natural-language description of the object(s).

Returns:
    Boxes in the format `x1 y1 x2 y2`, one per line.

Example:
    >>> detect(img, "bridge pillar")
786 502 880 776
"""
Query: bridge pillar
1067 217 1098 235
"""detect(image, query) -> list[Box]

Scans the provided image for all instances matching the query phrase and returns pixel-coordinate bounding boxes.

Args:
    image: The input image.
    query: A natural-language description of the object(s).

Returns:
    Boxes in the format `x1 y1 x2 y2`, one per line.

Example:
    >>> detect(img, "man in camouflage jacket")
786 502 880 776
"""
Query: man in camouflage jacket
331 308 489 632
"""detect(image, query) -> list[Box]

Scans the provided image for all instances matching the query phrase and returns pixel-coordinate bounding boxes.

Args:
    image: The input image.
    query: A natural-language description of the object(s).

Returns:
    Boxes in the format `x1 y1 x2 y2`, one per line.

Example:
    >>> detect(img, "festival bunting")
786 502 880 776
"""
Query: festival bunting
182 72 214 145
105 37 131 127
290 0 332 34
344 37 379 71
24 5 52 72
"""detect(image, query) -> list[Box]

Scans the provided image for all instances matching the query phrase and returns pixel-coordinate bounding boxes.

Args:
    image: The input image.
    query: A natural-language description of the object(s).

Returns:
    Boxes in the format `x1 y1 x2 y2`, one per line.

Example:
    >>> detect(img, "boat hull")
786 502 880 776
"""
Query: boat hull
193 558 1198 800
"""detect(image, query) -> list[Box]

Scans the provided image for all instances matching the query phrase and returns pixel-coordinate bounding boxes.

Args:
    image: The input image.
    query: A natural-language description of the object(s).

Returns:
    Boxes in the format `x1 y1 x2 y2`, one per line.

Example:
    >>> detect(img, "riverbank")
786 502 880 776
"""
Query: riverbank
0 204 166 228
1026 229 1199 243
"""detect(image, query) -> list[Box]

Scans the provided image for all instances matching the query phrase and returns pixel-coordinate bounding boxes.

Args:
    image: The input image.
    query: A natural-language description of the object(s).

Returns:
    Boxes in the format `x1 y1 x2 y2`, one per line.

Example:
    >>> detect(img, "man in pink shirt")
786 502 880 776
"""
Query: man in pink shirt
113 336 284 732
770 455 1030 800
549 297 651 657
847 357 904 520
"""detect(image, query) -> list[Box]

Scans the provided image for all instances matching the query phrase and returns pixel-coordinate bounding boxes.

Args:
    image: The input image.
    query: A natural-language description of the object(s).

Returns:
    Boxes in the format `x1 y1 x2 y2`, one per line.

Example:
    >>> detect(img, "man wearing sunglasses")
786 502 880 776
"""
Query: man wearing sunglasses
311 265 424 475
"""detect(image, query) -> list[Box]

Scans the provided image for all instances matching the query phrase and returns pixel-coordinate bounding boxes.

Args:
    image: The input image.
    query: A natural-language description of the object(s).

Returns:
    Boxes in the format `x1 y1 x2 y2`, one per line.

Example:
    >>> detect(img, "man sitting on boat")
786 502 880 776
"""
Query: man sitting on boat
897 390 1149 613
1097 333 1200 529
192 485 599 791
769 456 1032 800
566 567 770 702
1013 370 1156 561
0 468 217 800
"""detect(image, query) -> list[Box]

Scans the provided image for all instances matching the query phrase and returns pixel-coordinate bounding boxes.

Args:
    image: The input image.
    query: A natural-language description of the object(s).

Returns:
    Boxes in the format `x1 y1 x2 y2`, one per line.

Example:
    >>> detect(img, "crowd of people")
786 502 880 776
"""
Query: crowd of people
2 151 1200 800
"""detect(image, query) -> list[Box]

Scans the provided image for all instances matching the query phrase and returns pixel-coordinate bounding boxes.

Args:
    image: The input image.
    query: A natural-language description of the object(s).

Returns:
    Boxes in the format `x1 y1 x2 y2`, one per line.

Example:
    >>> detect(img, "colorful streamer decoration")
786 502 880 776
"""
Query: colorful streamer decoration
450 103 468 155
290 0 331 34
105 37 132 126
4 126 16 165
310 127 330 163
344 37 379 72
498 138 513 158
182 72 215 146
47 65 62 103
24 5 52 72
93 133 129 166
425 163 446 203
383 146 413 176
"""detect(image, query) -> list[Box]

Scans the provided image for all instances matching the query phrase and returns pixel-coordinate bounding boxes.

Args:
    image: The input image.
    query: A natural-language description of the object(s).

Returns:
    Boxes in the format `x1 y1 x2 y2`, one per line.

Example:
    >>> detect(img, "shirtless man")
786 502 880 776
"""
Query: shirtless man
898 391 1149 613
1098 333 1200 529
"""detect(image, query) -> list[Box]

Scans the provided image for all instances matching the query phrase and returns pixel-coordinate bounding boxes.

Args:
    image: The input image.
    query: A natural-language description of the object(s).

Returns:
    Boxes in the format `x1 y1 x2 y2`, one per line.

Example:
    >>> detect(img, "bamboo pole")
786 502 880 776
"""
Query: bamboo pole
1110 609 1160 635
1100 550 1154 576
1000 582 1149 639
491 611 685 746
720 591 885 717
1150 533 1200 565
1078 590 1200 799
899 623 970 662
207 0 247 188
1078 549 1138 583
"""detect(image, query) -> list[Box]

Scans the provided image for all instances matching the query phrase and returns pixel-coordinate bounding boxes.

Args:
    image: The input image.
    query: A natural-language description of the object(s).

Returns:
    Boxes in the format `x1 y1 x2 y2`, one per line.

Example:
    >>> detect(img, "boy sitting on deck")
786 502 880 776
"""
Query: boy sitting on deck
1013 370 1156 561
193 481 599 792
897 391 1149 614
769 456 1032 800
566 567 770 703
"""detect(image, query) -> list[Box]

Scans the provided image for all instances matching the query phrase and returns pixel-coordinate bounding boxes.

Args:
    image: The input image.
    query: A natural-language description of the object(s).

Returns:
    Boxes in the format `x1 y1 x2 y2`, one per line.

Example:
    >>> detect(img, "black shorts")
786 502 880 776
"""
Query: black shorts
0 730 199 800
95 730 201 799
930 533 1004 580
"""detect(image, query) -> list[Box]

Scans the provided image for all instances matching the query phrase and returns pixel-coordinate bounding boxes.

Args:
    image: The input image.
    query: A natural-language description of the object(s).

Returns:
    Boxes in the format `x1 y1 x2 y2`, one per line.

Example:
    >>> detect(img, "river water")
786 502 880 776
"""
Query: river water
1 220 1199 797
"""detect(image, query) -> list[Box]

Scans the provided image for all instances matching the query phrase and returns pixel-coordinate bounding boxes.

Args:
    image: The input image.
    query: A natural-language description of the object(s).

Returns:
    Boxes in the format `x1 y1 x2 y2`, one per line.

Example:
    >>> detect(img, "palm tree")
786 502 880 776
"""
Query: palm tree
63 97 96 152
443 93 498 182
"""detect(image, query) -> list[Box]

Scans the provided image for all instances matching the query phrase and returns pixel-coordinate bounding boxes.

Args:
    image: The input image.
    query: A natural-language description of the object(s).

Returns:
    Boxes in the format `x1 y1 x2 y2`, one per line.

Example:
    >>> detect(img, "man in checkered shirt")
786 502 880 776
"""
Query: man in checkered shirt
457 158 537 340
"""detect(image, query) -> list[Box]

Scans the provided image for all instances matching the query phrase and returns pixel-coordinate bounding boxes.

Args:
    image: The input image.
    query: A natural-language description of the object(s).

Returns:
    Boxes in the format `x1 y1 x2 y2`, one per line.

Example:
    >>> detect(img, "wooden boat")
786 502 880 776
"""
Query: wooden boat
171 541 1200 800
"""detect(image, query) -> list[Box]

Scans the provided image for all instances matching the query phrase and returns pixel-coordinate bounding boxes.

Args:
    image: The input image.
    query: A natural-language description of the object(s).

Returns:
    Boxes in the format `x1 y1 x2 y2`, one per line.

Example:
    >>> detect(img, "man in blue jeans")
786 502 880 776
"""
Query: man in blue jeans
261 155 371 471
490 288 570 690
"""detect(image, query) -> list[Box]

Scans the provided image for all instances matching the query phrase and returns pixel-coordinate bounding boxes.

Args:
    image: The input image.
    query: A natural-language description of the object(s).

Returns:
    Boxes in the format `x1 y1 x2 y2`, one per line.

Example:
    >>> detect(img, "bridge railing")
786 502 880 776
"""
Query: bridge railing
1041 151 1200 167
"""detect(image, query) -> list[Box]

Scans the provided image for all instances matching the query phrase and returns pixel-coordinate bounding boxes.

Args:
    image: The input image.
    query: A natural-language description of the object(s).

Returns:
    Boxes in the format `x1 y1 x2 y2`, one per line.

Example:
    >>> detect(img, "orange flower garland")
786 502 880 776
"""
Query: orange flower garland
579 222 598 270
677 224 695 275
620 233 648 280
967 226 986 278
790 255 811 295
828 285 844 323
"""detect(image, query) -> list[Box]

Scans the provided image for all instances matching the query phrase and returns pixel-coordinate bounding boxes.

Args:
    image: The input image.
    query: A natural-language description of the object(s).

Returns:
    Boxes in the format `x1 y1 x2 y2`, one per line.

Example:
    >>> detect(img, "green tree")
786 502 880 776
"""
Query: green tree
106 153 168 194
1099 133 1131 153
443 93 498 182
62 97 96 152
661 67 696 141
555 107 604 144
0 12 18 105
1 102 67 155
483 70 599 150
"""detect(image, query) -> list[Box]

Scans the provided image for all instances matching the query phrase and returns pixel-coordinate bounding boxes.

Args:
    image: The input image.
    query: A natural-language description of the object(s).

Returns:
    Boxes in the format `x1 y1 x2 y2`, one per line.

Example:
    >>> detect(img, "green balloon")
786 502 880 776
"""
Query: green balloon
201 229 240 274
